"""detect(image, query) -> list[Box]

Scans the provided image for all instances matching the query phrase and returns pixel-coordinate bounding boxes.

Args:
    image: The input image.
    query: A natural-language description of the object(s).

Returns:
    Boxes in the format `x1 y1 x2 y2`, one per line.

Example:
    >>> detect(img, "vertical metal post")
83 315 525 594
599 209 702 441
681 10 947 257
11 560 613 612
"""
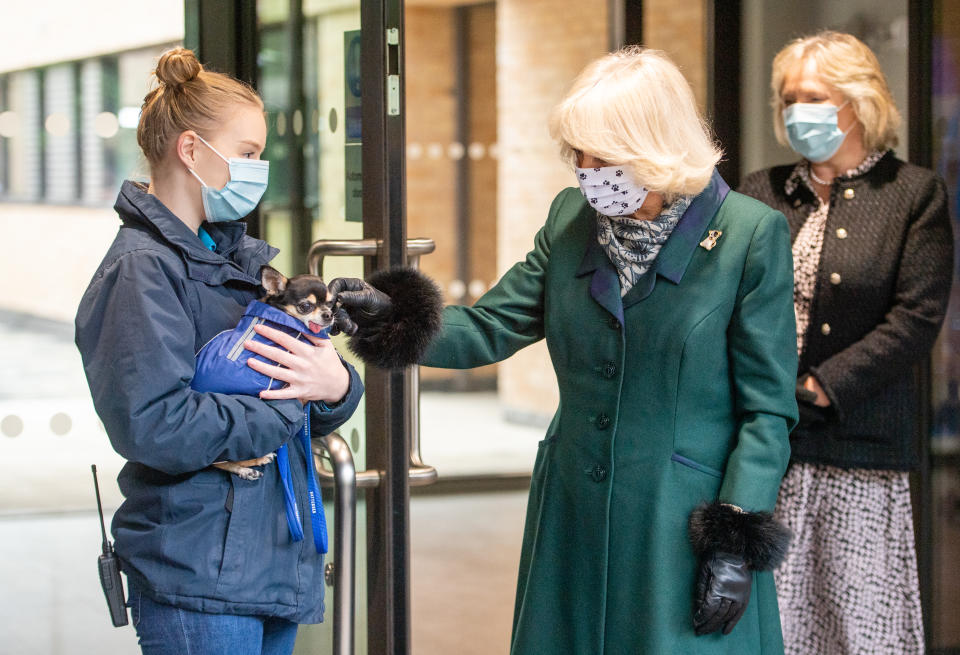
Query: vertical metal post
608 0 626 50
37 68 46 201
453 8 471 298
1 75 9 197
362 0 410 653
622 0 643 46
288 0 311 273
707 0 742 187
185 0 263 239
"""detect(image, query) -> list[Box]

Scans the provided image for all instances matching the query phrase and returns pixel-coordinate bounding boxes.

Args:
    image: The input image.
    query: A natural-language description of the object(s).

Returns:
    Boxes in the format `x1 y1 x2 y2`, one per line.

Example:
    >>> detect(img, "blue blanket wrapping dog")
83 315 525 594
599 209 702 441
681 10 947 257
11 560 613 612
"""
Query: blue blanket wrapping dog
192 299 330 554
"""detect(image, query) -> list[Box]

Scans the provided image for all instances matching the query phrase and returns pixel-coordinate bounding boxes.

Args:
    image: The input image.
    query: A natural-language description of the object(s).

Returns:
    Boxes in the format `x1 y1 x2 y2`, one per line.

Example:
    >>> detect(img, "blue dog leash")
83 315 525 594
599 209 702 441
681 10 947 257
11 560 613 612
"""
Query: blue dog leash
275 405 328 554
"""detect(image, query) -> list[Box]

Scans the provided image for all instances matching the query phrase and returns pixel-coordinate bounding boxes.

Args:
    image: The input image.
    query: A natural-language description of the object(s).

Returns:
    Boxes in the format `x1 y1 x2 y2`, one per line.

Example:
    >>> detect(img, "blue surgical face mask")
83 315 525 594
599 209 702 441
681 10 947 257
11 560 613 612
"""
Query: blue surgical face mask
188 135 269 222
782 101 851 163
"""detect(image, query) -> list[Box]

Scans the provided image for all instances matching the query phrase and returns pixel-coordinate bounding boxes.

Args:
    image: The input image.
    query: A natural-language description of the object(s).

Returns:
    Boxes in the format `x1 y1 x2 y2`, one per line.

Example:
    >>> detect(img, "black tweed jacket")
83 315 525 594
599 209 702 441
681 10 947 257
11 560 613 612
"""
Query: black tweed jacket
738 152 953 470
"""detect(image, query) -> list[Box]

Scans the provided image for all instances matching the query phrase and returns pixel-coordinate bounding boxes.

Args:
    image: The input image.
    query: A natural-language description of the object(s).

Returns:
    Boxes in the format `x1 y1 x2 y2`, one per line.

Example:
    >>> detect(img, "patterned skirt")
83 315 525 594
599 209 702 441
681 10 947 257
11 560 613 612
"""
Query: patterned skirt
774 462 925 655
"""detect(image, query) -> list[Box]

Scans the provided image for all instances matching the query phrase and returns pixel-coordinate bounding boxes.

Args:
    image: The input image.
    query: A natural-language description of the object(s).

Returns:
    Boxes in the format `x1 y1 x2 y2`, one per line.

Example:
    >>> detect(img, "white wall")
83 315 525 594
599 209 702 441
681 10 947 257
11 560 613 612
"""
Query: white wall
0 1 184 73
0 205 120 323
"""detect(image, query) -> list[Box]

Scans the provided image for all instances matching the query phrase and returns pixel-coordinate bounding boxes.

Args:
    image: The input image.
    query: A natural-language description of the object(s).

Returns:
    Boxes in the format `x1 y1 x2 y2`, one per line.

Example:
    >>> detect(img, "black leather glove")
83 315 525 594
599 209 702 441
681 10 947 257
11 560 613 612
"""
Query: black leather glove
796 377 828 428
693 551 751 635
688 501 791 637
328 277 392 320
327 277 394 337
328 306 358 338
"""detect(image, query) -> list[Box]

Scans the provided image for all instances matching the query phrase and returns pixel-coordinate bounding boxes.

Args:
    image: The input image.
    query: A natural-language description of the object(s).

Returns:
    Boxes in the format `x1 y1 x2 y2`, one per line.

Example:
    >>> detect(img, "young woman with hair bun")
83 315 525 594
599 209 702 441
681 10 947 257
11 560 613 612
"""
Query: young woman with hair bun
75 47 364 654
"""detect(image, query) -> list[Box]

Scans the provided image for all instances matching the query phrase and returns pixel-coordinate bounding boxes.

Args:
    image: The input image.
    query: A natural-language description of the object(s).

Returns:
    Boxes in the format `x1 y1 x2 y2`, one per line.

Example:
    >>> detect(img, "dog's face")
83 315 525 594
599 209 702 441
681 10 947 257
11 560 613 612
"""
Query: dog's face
260 266 335 334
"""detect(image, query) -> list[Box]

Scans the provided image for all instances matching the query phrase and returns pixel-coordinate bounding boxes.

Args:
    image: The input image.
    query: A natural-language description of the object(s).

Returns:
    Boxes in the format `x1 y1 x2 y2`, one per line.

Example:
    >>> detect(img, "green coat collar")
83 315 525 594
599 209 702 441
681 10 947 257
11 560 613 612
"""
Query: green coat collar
576 170 730 324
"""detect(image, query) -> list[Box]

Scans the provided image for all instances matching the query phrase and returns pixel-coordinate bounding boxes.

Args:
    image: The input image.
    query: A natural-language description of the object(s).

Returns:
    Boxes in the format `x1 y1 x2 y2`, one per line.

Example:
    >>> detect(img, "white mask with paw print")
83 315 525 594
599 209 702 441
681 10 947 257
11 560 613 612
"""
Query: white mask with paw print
575 165 649 217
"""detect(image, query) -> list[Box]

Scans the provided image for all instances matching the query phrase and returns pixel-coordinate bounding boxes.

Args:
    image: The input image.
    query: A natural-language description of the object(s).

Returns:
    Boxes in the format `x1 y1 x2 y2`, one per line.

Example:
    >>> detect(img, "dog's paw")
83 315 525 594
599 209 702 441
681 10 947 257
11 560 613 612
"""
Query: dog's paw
261 453 277 464
238 467 263 481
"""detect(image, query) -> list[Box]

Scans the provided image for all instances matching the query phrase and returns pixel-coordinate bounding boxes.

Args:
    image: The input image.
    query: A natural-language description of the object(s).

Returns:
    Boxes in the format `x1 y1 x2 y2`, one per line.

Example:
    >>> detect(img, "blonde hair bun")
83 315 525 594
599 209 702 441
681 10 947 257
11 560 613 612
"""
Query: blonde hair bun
138 47 263 167
155 47 203 88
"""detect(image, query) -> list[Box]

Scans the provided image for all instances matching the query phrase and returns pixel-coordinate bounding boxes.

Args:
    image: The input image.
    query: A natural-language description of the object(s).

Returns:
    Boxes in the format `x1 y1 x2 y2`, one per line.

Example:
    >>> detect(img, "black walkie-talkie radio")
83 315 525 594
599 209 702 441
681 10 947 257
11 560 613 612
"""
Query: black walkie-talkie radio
91 464 128 627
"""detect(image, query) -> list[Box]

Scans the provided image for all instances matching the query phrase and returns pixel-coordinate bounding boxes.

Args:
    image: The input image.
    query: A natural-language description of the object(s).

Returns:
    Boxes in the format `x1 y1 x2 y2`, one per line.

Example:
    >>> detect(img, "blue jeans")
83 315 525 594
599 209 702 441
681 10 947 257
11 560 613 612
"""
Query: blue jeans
128 581 299 655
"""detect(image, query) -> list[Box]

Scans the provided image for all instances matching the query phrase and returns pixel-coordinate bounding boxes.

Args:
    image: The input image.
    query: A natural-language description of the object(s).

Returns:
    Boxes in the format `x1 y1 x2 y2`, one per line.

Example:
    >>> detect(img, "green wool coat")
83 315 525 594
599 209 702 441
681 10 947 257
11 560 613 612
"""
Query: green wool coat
421 172 798 654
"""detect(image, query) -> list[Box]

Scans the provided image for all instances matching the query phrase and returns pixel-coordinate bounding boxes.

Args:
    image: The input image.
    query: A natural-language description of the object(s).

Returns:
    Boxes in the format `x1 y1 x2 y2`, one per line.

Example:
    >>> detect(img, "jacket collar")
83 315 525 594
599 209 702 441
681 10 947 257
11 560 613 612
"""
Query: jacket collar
576 169 730 322
114 180 277 286
243 300 330 337
784 149 889 197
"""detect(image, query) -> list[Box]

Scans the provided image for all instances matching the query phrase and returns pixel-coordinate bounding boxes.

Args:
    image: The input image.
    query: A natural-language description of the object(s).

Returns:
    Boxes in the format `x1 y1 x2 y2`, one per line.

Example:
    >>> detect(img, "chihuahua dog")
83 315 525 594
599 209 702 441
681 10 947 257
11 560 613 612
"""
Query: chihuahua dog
200 265 340 480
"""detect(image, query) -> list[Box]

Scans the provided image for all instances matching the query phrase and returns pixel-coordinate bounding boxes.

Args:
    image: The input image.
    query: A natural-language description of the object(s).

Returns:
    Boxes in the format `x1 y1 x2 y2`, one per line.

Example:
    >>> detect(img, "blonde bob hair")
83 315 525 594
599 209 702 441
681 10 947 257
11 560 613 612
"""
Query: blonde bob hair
770 31 901 152
549 47 721 199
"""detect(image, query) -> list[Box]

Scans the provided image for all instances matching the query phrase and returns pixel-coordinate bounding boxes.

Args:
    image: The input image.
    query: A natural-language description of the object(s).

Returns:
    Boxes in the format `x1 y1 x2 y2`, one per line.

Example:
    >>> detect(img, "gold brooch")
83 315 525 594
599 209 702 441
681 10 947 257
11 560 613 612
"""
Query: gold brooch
699 230 722 251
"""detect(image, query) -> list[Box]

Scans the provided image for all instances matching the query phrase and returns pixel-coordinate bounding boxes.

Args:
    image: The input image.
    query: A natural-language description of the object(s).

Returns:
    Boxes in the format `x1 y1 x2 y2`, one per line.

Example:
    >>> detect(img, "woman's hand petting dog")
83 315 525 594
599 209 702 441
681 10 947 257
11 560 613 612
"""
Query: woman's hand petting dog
243 324 350 404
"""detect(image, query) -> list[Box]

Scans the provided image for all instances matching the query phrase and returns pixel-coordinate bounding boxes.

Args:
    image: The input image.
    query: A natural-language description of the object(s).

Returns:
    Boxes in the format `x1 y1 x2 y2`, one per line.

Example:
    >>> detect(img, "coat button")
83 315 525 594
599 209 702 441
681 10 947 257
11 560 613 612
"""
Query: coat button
592 464 608 483
843 188 855 200
603 362 617 378
821 323 831 335
836 227 848 239
829 272 842 285
608 317 621 330
597 414 611 429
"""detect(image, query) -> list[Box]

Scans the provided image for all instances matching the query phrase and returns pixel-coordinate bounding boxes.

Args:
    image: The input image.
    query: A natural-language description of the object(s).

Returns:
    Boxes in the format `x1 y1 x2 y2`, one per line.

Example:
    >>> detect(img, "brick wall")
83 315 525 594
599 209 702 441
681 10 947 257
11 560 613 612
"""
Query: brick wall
496 0 609 421
406 0 709 418
406 6 458 294
406 3 500 385
642 0 708 109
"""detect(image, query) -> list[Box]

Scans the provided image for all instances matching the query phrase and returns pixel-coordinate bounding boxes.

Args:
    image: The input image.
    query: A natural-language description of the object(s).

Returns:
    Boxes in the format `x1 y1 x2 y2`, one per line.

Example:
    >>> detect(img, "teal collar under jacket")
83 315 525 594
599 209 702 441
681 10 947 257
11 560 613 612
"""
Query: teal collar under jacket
576 169 731 324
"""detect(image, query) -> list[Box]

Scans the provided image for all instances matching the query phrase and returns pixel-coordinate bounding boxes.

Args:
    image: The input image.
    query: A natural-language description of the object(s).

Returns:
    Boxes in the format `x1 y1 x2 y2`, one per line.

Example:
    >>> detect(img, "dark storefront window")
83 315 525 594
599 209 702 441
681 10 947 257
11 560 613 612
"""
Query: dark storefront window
929 1 960 651
0 44 176 207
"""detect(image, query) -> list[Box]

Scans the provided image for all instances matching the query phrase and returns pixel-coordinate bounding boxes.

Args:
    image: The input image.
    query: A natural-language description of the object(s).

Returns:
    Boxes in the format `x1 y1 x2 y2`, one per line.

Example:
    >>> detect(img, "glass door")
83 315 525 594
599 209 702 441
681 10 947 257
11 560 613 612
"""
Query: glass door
254 1 368 653
251 1 410 653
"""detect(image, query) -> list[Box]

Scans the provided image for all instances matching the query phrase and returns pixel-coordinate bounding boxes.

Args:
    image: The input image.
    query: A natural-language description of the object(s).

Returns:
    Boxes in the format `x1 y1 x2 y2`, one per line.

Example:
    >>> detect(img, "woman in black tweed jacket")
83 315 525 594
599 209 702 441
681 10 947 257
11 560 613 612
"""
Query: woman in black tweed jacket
738 31 952 655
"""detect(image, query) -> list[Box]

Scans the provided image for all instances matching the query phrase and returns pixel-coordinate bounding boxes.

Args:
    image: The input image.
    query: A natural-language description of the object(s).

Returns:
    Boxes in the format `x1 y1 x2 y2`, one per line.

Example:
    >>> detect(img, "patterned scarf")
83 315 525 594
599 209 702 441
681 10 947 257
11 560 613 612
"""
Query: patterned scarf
596 194 693 296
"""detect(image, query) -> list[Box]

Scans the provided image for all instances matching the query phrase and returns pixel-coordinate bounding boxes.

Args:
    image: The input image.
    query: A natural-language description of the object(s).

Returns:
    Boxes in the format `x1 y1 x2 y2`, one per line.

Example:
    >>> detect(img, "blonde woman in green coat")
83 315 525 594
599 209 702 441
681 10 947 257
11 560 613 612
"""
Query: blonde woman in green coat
332 47 798 654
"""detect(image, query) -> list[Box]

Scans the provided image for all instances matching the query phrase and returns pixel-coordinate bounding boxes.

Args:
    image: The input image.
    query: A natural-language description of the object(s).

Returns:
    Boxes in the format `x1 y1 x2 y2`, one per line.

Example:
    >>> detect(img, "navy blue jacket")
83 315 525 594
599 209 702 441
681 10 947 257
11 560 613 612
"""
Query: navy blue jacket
75 181 363 623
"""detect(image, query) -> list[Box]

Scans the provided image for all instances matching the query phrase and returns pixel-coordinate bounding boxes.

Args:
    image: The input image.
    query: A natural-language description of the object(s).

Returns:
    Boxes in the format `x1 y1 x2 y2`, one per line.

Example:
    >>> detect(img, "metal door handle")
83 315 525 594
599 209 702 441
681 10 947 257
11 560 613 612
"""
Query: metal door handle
316 436 381 489
308 237 439 654
307 237 439 487
308 237 436 278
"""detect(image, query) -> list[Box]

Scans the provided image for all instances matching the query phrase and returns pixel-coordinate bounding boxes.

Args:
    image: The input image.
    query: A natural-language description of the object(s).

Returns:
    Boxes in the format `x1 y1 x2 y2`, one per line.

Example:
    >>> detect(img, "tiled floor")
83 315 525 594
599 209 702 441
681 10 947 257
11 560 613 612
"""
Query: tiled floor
0 491 528 655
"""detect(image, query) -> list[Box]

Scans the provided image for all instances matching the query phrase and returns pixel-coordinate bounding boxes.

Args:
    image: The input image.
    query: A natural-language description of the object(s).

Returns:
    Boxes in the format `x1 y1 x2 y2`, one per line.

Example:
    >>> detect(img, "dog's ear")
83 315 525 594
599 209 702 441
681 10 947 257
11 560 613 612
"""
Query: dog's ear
260 266 288 296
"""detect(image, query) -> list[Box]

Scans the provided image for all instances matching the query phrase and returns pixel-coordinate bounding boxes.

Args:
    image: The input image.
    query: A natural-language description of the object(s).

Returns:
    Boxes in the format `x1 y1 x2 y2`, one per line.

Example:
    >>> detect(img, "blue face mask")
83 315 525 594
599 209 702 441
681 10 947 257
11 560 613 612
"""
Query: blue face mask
782 101 851 163
188 135 269 222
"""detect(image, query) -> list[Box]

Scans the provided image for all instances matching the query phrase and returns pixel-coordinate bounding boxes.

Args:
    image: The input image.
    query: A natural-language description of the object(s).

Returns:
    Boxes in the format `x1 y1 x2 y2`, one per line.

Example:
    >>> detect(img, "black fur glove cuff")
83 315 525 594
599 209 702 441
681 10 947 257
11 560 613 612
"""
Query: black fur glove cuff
688 501 791 571
346 268 444 369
